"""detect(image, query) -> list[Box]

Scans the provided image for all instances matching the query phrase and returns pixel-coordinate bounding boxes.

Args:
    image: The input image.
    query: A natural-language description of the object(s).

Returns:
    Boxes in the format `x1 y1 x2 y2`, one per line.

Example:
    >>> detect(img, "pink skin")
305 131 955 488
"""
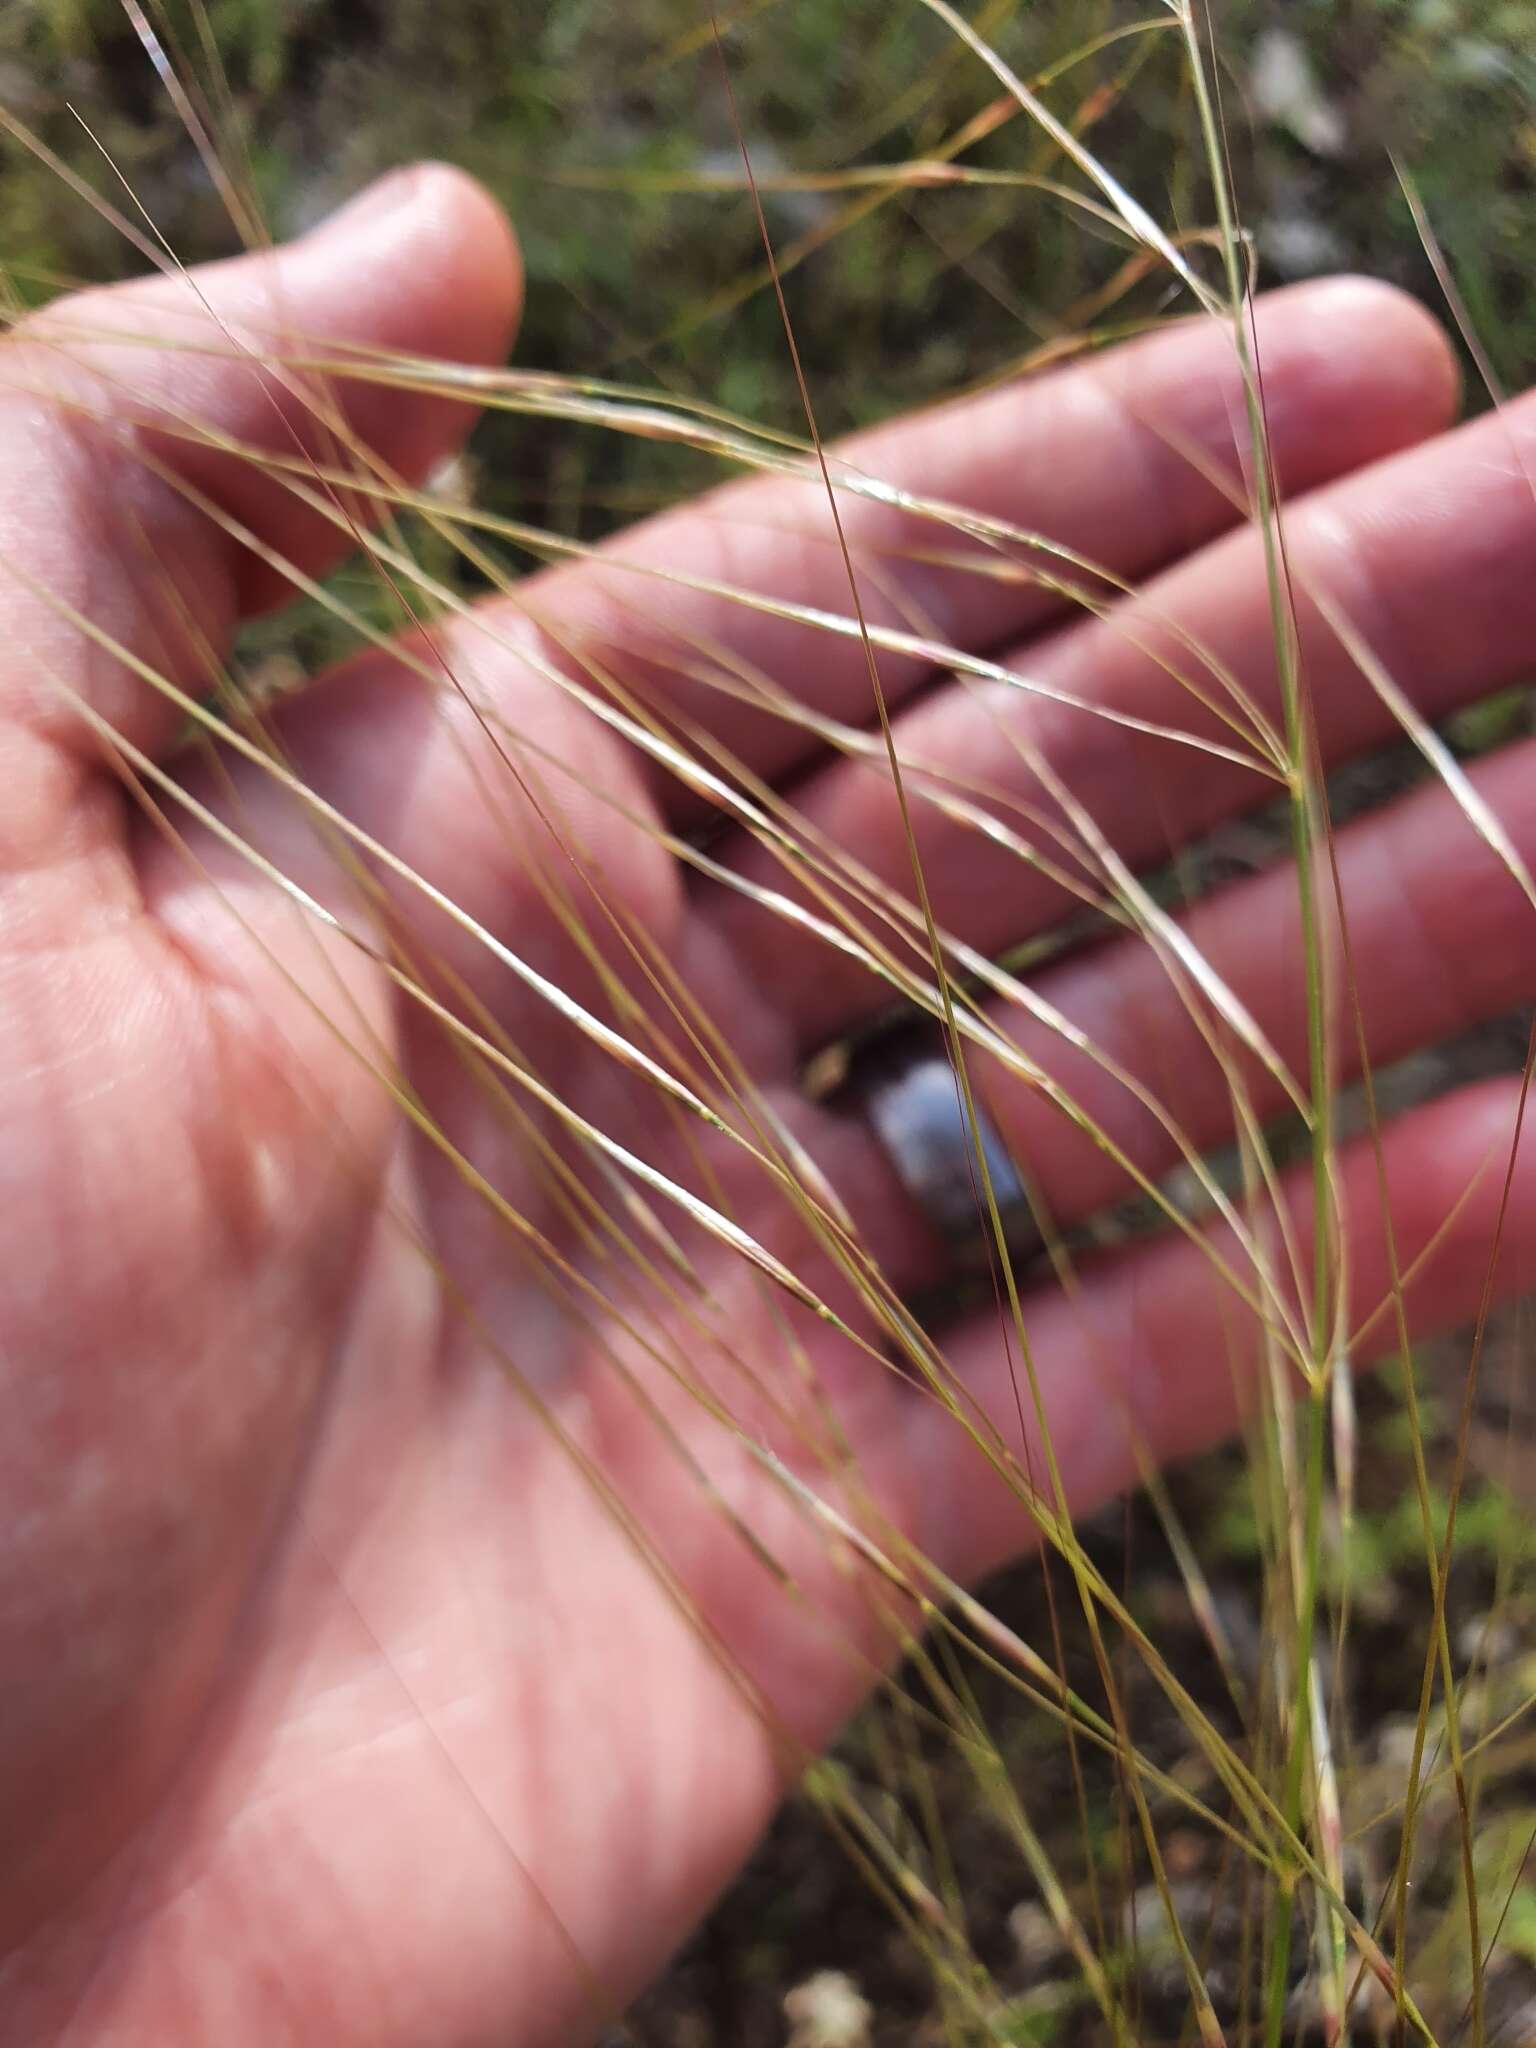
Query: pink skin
2 166 1533 2044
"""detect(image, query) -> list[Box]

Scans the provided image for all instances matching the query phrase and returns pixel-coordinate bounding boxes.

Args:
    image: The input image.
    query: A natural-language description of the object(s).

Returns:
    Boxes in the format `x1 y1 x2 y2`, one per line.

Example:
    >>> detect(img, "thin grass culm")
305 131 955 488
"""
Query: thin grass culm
3 5 1536 2047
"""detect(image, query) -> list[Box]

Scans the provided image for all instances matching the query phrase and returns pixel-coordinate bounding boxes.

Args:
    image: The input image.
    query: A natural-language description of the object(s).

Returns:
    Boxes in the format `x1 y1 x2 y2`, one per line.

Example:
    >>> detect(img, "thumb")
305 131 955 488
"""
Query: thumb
0 162 521 870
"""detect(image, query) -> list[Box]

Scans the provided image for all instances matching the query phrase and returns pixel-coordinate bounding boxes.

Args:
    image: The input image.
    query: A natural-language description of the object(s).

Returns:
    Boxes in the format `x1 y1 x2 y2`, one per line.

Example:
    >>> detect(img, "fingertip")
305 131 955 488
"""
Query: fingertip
299 160 523 373
3 161 528 623
393 162 524 365
1264 272 1463 444
225 163 524 604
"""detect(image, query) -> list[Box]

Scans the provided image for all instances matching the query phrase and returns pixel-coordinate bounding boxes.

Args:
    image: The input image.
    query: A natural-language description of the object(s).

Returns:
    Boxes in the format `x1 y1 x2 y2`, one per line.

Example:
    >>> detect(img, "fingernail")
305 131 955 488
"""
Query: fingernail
304 167 423 241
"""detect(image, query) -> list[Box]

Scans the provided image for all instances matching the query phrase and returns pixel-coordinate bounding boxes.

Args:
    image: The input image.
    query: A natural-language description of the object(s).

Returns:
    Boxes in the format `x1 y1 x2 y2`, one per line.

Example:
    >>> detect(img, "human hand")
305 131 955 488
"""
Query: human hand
5 167 1533 2044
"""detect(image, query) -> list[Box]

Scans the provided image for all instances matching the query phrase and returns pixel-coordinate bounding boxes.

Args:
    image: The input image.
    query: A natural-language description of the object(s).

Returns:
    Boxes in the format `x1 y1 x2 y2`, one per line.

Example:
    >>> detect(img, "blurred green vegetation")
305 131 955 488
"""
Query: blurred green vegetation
7 0 1536 542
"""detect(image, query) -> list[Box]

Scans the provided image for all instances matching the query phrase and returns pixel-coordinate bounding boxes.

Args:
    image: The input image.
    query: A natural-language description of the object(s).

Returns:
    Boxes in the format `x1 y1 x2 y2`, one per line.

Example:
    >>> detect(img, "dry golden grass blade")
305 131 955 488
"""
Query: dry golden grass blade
917 0 1220 315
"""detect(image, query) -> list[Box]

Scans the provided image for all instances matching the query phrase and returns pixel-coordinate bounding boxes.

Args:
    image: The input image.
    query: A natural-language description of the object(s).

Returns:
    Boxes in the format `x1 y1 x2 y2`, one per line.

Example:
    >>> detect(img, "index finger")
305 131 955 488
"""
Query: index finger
506 278 1455 812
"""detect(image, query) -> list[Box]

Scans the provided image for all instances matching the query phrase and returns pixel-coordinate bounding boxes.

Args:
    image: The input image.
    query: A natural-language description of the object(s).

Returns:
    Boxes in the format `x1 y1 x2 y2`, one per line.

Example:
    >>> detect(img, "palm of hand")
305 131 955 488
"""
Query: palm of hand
2 172 944 2043
8 170 1536 2047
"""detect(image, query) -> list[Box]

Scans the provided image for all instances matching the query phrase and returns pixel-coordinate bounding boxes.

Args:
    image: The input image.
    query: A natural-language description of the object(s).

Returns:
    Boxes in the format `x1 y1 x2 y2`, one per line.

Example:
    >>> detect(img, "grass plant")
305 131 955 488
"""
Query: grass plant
6 4 1536 2043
